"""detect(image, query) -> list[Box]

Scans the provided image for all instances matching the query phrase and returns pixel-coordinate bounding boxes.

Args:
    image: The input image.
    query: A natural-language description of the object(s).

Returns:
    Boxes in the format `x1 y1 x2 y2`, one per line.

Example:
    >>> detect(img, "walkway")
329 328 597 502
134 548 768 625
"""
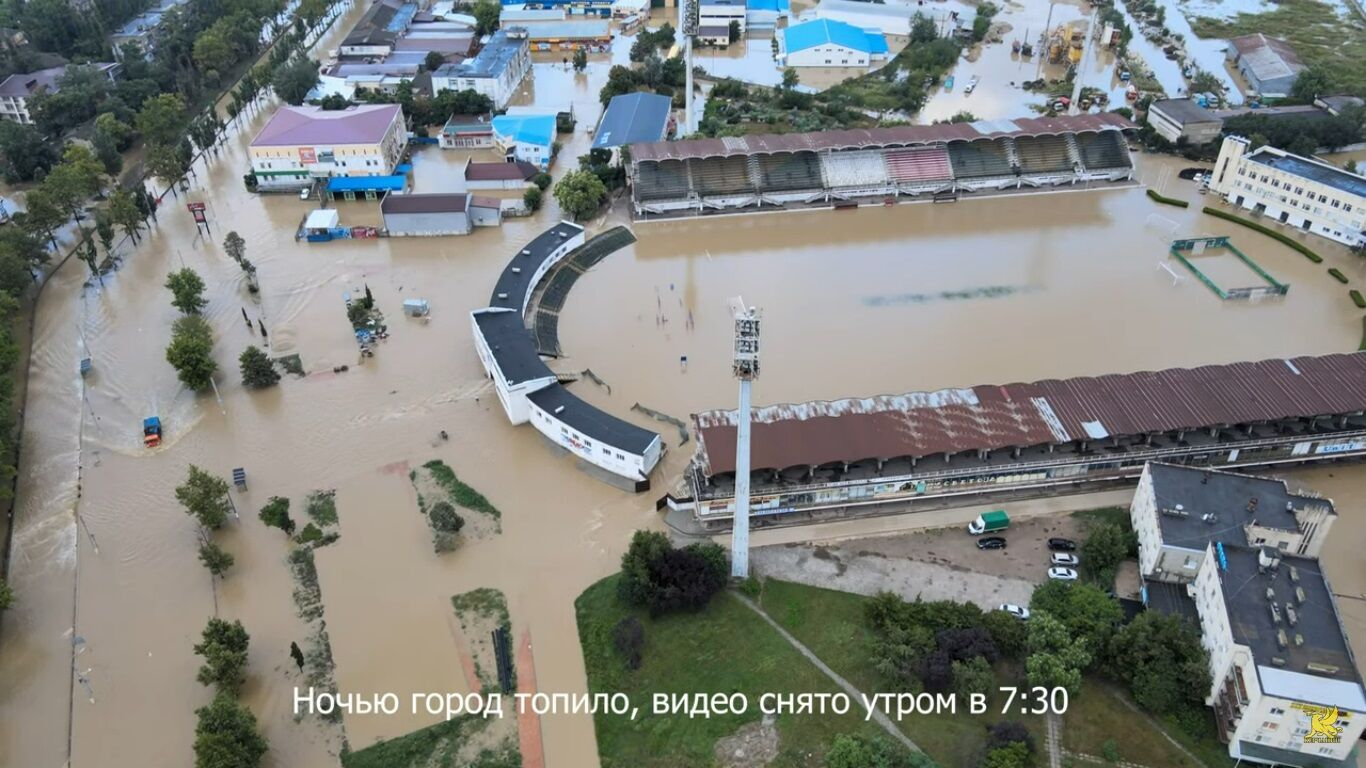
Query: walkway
730 592 921 754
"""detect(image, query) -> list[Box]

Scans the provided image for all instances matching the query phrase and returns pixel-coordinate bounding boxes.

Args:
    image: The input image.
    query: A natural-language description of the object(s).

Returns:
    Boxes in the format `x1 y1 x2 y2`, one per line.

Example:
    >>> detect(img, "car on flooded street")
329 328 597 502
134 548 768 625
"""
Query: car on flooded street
1048 538 1077 551
1051 553 1080 567
999 604 1030 620
1048 567 1079 581
976 536 1007 550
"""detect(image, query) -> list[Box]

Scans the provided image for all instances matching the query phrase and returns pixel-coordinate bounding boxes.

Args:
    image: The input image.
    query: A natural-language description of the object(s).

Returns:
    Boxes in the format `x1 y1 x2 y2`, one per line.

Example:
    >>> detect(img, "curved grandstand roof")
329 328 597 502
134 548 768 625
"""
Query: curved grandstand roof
631 114 1134 163
693 353 1366 476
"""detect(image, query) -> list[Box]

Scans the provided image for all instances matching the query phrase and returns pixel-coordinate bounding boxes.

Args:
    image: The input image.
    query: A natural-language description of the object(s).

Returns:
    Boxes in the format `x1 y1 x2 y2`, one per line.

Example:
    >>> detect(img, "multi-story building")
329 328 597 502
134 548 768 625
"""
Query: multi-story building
491 113 555 170
699 0 747 35
248 104 408 191
0 63 120 124
1209 135 1366 248
1146 98 1223 145
430 27 532 109
1130 463 1363 767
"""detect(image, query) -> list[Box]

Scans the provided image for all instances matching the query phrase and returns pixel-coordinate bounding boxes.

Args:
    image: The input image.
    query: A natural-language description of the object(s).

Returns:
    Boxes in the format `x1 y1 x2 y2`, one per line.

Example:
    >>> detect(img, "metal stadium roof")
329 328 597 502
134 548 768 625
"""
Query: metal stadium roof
693 353 1366 476
630 113 1134 162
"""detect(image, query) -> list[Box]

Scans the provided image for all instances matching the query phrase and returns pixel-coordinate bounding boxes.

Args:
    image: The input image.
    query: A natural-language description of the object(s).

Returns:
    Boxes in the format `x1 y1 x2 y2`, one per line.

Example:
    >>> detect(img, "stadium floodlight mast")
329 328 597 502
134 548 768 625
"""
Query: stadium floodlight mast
730 301 760 579
679 0 698 136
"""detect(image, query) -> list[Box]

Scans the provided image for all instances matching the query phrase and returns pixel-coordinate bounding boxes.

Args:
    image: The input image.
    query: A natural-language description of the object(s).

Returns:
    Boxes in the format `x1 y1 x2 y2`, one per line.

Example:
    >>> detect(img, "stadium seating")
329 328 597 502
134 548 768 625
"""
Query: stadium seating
690 156 755 196
539 266 581 313
634 160 692 201
1013 135 1074 174
757 152 824 192
1076 131 1131 171
947 140 1013 179
533 309 561 357
883 147 953 184
820 150 889 188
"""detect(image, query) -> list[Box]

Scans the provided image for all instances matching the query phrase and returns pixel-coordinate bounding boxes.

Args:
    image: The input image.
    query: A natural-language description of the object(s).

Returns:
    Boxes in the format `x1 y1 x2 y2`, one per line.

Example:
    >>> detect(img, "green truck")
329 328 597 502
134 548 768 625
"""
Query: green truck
967 510 1010 535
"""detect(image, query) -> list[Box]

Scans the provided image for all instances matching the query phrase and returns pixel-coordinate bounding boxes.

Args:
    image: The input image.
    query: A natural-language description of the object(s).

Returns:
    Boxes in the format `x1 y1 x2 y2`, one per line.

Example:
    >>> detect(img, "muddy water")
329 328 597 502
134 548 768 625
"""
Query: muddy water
3 22 1366 768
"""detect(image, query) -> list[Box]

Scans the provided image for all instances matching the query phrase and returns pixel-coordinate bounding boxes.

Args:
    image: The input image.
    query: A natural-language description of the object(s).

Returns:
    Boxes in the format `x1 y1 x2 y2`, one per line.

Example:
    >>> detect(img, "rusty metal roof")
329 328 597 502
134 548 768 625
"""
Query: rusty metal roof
693 353 1366 477
631 113 1134 163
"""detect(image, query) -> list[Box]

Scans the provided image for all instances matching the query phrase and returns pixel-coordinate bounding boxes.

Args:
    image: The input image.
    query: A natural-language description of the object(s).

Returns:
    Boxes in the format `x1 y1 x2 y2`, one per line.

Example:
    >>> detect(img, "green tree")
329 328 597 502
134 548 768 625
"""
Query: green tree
166 268 208 314
271 57 319 105
523 186 543 212
572 46 588 72
79 231 102 286
1287 133 1318 158
0 121 60 183
146 142 189 195
194 29 235 81
19 189 65 251
1106 611 1209 714
424 50 446 72
167 315 218 390
289 641 305 671
223 232 246 265
1080 520 1134 587
238 345 279 388
137 93 188 148
0 577 13 610
93 131 123 176
781 67 799 90
1025 612 1090 694
199 539 235 578
95 112 134 150
911 12 937 43
473 0 500 35
728 19 741 43
552 169 608 221
177 464 232 529
982 609 1028 658
428 500 464 533
258 497 295 535
982 742 1031 768
0 227 48 296
1290 65 1332 104
952 655 995 698
95 211 116 256
1028 580 1122 655
826 733 932 768
109 188 144 244
194 692 267 768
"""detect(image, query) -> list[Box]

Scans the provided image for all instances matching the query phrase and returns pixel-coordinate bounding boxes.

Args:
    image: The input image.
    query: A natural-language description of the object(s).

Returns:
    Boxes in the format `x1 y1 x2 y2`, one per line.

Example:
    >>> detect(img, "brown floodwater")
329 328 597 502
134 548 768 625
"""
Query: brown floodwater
2 14 1366 768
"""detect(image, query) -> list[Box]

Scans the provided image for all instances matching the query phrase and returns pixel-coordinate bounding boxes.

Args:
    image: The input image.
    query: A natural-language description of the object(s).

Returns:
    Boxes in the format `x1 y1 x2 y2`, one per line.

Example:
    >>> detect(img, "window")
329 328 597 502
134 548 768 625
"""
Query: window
1270 707 1285 715
1319 194 1328 202
1271 179 1280 188
601 447 610 455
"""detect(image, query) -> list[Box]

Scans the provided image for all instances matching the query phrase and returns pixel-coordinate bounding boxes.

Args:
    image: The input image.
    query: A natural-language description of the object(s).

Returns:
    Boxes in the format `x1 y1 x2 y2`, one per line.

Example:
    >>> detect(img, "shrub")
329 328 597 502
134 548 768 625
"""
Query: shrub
198 540 234 577
428 500 464 533
239 345 280 388
827 733 935 768
617 530 729 616
1352 289 1366 308
1146 188 1189 207
983 742 1031 768
1328 267 1349 284
1102 739 1121 762
986 721 1035 754
296 523 323 545
532 172 552 190
193 692 267 768
1201 206 1324 263
0 578 12 610
611 615 644 670
258 496 295 535
523 186 543 212
982 609 1027 658
952 656 995 698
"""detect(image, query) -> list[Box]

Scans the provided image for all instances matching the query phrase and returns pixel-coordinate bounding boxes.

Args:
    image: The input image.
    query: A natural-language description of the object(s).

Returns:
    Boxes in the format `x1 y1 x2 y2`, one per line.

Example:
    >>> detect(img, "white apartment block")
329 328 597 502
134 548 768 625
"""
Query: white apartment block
430 27 532 110
1209 135 1366 248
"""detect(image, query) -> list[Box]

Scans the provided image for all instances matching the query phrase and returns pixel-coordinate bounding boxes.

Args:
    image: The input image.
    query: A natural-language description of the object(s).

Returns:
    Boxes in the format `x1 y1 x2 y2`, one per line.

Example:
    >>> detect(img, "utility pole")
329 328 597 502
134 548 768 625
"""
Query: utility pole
680 0 698 136
730 302 760 579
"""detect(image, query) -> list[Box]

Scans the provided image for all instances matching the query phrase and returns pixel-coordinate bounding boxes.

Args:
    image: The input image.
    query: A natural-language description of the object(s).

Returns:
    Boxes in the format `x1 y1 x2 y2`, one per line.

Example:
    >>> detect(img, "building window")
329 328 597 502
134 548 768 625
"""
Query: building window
1269 707 1285 716
616 452 625 460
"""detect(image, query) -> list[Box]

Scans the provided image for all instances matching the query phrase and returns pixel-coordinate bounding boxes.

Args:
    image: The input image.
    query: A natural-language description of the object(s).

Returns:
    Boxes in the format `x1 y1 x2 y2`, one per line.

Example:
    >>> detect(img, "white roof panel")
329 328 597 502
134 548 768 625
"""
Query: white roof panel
1258 666 1366 712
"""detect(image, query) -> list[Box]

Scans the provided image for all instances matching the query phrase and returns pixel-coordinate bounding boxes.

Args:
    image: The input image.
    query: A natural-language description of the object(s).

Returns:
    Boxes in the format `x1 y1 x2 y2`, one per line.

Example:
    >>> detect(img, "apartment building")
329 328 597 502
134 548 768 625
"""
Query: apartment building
248 104 407 191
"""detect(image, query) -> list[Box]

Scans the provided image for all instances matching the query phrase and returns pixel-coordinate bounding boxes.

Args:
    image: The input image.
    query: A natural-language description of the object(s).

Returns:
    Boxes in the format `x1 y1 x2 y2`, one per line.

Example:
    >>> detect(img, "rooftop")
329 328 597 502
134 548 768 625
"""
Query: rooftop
519 20 611 39
492 113 555 147
1246 146 1366 199
1150 98 1220 126
471 309 552 386
0 63 117 98
816 0 917 19
1145 463 1335 552
465 160 538 180
593 92 672 149
1228 33 1304 83
630 113 1134 162
527 384 659 454
435 27 528 80
251 104 403 147
380 192 468 214
692 353 1366 477
784 18 887 55
1217 545 1365 707
489 221 585 310
343 0 418 47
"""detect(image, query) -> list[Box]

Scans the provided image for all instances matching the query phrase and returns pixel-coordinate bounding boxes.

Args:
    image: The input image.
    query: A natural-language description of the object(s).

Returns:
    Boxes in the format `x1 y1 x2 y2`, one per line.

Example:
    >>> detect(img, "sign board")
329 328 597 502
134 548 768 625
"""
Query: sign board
186 202 206 212
299 147 317 164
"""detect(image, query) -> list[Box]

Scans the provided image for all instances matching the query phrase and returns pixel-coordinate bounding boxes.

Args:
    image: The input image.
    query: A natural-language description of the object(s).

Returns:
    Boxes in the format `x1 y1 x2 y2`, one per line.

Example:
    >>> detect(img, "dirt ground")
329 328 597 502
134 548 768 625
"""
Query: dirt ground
849 512 1090 583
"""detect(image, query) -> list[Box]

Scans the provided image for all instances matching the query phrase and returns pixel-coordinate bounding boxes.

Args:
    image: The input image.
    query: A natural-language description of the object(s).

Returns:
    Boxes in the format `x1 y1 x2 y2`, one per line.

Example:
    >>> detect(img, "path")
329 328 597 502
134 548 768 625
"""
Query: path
1046 712 1063 768
730 592 921 754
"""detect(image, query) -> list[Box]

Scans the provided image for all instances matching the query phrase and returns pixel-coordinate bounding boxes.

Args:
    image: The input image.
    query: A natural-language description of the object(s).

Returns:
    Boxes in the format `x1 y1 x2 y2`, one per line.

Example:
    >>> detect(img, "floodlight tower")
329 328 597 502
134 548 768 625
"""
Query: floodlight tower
679 0 699 136
730 303 760 579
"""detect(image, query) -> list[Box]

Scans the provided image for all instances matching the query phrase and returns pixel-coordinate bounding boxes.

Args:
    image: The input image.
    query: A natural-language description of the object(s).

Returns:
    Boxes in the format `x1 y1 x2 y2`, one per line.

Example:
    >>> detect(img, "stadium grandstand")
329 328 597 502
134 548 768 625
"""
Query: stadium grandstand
671 353 1366 530
627 114 1136 218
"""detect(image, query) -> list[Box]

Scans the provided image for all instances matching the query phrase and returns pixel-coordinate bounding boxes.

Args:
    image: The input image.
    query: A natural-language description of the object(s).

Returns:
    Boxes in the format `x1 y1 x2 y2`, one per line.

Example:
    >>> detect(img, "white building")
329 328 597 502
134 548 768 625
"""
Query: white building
1131 463 1363 768
813 0 918 37
0 63 120 124
1209 135 1366 248
248 104 408 191
430 27 532 109
491 113 556 170
699 0 747 36
780 18 887 68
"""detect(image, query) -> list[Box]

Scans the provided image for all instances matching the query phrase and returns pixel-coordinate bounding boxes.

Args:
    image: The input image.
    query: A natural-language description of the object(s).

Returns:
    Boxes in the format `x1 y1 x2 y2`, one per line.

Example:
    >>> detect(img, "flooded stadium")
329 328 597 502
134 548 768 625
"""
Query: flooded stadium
2 5 1366 768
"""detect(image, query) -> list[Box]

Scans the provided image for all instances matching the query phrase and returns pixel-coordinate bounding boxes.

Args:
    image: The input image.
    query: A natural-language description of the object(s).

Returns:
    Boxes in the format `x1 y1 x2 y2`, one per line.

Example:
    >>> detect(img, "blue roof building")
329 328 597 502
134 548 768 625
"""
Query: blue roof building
492 114 558 170
781 18 888 67
746 0 789 27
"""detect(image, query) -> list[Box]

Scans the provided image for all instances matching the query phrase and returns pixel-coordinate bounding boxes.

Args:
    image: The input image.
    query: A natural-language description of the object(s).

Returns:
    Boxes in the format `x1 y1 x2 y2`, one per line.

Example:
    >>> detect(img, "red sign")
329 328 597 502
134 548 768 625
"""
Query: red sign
299 147 317 164
186 202 206 212
191 209 207 224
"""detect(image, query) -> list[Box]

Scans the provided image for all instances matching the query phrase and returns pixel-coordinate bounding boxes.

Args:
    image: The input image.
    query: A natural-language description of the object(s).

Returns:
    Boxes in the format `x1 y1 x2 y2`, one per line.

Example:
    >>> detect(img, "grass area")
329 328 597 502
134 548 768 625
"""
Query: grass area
453 588 511 626
1063 678 1220 767
1071 507 1131 529
423 460 500 519
452 588 514 692
1329 267 1350 284
1360 316 1366 350
340 715 519 768
1188 0 1366 96
576 575 893 768
1201 207 1324 263
1147 188 1190 208
306 490 339 526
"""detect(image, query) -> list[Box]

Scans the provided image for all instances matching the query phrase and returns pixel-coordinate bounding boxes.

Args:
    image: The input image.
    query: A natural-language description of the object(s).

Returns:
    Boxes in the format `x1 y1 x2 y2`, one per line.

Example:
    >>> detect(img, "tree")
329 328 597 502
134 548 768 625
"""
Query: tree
1080 520 1135 587
19 189 65 251
553 169 608 221
533 172 552 190
1105 611 1209 715
95 113 134 150
93 131 123 177
523 186 543 212
428 500 464 533
167 315 218 390
911 12 938 43
194 29 235 81
110 189 144 244
1025 612 1090 694
147 142 189 194
985 721 1035 755
289 641 305 671
1029 580 1122 654
982 609 1027 658
1287 133 1318 158
0 227 48 296
166 268 208 314
827 734 933 768
177 464 232 529
223 232 247 266
270 57 320 105
79 231 102 286
137 93 188 148
612 616 644 670
617 530 729 616
1290 65 1332 104
195 617 250 691
599 65 642 105
0 121 59 183
194 692 268 768
781 67 800 91
239 346 279 388
473 0 500 35
728 19 741 43
199 540 235 577
981 742 1030 768
572 46 588 72
424 50 446 72
0 578 13 610
258 496 295 535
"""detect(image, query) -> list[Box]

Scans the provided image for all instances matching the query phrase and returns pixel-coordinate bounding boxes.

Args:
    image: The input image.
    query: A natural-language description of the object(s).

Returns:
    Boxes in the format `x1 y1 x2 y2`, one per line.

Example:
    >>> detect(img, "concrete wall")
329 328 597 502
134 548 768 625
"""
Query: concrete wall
527 396 662 480
785 42 870 67
383 210 471 236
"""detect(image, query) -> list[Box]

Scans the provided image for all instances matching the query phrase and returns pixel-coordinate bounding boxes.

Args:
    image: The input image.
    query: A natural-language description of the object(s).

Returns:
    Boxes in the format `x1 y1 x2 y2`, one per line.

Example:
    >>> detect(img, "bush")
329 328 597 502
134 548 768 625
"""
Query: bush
611 615 644 670
239 345 280 388
952 656 995 698
827 733 935 768
985 721 1035 754
0 578 13 610
1352 289 1366 308
428 500 464 533
1080 521 1136 588
258 496 295 535
982 742 1031 768
553 169 608 221
532 172 552 190
296 522 323 545
1202 206 1324 263
194 692 267 768
1102 739 1121 762
1146 188 1189 207
523 186 543 212
982 609 1028 658
617 530 729 616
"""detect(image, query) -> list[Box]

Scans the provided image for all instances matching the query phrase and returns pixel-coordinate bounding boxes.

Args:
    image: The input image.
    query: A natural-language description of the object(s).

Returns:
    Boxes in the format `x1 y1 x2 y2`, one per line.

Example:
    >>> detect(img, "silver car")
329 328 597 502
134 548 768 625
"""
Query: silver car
1048 567 1079 581
1050 552 1080 567
998 604 1030 620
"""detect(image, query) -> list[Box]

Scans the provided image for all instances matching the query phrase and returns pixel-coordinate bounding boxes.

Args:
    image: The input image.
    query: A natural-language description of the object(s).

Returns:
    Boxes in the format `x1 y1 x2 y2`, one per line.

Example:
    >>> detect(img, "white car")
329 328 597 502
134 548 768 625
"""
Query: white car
1051 553 1080 567
299 186 312 200
999 604 1030 620
1048 567 1079 581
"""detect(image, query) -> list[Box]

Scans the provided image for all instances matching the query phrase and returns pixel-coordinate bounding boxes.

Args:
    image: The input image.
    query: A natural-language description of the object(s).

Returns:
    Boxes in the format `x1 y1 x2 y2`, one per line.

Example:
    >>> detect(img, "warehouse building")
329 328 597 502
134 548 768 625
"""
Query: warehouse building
1129 464 1362 768
814 0 918 37
1226 34 1304 100
779 18 887 68
463 159 539 189
380 192 501 235
431 27 533 109
249 104 408 192
680 352 1366 530
1147 98 1223 144
1209 135 1365 248
520 19 613 48
700 0 748 36
593 92 672 150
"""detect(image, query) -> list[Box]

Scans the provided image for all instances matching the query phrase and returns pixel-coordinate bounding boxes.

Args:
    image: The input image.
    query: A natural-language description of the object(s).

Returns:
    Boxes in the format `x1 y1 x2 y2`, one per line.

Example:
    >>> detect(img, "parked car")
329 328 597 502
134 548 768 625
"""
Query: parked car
1048 567 1079 581
1048 538 1077 551
999 604 1030 620
1051 552 1080 567
976 536 1007 550
299 186 312 200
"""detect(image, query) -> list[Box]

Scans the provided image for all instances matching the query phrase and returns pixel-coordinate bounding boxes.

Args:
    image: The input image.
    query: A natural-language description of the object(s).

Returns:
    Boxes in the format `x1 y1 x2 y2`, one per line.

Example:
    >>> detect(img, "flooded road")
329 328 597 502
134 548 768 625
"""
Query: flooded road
2 14 1366 768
